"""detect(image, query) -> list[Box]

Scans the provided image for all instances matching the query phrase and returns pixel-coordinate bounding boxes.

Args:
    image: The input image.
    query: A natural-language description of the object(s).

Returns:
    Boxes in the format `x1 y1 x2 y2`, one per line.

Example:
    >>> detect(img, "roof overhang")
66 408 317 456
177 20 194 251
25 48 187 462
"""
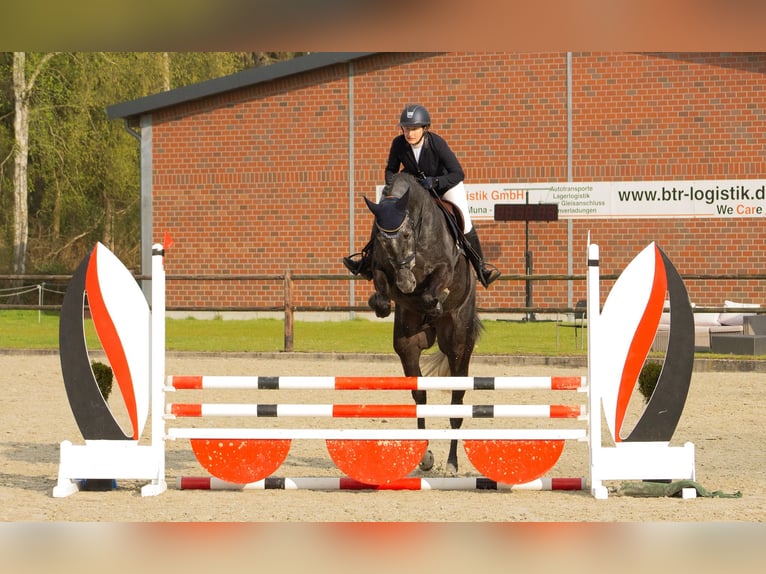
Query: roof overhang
106 52 375 121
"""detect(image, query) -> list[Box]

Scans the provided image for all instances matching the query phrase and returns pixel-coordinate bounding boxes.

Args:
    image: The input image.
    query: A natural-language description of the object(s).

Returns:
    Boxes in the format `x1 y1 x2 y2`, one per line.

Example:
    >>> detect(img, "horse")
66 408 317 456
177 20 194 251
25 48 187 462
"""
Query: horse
363 172 482 474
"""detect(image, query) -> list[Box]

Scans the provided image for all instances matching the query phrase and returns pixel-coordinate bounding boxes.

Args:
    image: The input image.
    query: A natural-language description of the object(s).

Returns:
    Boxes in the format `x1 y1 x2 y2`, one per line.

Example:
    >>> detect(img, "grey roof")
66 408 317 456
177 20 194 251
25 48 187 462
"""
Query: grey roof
106 52 375 120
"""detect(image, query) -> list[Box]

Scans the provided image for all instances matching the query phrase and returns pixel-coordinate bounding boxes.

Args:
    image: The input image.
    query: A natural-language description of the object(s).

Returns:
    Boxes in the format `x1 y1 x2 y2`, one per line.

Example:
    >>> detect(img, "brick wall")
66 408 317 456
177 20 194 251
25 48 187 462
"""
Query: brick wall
150 52 766 311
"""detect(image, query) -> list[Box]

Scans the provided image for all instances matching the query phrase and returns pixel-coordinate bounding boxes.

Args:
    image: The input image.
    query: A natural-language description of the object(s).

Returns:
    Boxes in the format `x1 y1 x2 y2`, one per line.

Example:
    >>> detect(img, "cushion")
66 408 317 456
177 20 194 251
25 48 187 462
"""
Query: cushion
694 312 721 326
718 300 760 326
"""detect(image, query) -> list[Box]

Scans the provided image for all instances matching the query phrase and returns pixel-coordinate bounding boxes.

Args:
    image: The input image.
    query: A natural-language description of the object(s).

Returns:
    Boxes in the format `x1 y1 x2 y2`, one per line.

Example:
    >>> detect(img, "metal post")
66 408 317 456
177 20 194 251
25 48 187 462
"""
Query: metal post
347 62 356 320
284 270 294 352
524 192 535 322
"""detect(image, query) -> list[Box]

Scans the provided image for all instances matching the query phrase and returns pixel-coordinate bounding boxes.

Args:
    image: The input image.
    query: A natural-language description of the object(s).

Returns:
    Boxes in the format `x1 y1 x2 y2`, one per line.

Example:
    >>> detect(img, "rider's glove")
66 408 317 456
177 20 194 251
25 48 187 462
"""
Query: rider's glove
420 176 438 191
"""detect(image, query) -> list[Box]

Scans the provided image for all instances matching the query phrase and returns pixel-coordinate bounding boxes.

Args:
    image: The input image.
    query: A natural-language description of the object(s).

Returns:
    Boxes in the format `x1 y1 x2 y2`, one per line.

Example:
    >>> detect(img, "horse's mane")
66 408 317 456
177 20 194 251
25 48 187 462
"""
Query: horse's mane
380 172 440 226
382 172 429 204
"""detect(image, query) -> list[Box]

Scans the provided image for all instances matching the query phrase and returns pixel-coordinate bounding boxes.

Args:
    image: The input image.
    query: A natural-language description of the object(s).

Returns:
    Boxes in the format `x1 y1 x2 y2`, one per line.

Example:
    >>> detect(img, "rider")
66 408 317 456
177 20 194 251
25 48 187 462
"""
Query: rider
343 104 501 288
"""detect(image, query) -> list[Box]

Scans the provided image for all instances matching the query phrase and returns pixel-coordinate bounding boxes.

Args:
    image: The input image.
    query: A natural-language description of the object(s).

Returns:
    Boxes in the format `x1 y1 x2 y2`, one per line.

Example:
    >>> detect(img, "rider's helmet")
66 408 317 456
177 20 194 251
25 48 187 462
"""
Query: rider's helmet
398 104 431 128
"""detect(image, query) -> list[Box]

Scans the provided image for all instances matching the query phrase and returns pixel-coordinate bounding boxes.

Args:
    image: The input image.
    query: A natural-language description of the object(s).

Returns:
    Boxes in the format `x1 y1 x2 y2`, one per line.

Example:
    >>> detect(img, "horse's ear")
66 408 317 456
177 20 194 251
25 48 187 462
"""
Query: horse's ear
364 195 378 215
395 189 410 211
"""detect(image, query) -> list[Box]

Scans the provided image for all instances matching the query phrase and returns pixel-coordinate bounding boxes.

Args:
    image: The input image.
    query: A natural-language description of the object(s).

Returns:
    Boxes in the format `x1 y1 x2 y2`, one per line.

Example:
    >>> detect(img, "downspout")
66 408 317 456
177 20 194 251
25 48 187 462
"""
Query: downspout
566 52 574 309
122 116 152 302
123 119 141 142
123 118 152 302
348 62 356 319
126 115 154 303
140 115 153 303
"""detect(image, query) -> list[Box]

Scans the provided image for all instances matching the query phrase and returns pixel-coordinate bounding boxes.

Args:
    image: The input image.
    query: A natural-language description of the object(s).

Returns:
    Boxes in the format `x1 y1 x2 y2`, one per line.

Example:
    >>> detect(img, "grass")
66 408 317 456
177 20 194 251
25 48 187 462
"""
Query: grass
0 311 92 349
182 318 578 355
2 309 762 360
0 310 588 355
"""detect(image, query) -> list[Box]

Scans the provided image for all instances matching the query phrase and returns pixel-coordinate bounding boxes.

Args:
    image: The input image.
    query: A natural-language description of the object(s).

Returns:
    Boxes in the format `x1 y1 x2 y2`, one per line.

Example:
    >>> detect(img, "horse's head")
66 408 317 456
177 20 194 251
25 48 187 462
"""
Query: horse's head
364 189 418 294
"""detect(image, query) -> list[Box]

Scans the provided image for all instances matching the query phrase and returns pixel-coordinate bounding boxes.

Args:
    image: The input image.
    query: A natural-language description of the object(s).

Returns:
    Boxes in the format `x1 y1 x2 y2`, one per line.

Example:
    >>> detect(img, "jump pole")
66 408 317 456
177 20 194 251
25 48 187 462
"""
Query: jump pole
168 375 586 391
177 476 587 492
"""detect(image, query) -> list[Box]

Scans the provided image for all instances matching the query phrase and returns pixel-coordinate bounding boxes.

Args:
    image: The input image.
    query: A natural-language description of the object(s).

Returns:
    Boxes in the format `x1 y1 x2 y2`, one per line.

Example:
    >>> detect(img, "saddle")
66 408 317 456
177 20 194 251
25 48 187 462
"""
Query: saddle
431 195 464 242
428 191 480 263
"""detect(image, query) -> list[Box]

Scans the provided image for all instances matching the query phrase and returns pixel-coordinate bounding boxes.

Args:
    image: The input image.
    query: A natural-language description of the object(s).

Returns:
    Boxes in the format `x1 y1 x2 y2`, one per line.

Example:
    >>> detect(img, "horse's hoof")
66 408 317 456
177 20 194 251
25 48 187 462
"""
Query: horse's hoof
368 294 392 318
445 462 458 476
419 450 434 471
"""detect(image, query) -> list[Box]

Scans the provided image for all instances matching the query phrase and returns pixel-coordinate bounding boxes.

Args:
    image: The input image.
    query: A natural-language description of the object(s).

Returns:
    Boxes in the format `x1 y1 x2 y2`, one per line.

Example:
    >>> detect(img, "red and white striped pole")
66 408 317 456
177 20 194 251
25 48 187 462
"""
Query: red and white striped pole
166 403 585 419
169 375 586 391
177 476 586 492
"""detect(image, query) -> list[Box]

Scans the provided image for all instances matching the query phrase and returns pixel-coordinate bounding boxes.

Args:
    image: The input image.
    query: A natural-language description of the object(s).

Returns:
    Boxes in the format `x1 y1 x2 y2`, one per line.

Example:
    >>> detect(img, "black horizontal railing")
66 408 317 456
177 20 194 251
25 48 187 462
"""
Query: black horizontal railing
3 270 766 351
3 271 766 317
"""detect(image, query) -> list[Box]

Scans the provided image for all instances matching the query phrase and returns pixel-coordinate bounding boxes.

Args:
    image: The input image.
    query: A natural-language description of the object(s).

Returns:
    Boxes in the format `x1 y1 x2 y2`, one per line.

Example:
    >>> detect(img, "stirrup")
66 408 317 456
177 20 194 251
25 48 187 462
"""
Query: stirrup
343 252 372 279
479 264 501 288
343 253 363 274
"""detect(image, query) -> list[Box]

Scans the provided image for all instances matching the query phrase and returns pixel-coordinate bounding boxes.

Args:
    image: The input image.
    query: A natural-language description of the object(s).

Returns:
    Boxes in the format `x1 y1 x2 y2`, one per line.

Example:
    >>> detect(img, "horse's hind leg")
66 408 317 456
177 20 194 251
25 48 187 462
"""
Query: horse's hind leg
394 309 436 471
411 389 434 471
446 390 466 475
446 351 472 474
440 314 477 475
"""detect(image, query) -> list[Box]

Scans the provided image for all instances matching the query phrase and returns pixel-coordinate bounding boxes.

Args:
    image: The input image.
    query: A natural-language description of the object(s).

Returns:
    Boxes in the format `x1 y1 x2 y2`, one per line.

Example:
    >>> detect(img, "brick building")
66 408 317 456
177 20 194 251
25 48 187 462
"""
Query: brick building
107 52 766 315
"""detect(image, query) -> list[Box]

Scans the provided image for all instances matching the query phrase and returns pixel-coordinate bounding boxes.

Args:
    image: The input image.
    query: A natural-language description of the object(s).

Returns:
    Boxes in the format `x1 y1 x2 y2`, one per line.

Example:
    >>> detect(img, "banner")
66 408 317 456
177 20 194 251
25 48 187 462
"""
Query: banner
464 179 766 220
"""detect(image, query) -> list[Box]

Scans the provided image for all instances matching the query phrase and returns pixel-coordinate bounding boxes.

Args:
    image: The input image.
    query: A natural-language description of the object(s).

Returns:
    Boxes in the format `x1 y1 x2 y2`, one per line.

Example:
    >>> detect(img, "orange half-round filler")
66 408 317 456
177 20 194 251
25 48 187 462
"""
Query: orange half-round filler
326 440 427 485
463 440 564 485
190 439 291 484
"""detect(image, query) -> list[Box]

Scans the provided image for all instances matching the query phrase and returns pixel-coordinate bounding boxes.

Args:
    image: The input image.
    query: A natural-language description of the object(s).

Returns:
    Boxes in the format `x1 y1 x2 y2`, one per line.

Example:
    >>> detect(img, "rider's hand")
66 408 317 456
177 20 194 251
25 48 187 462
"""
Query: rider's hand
420 176 438 191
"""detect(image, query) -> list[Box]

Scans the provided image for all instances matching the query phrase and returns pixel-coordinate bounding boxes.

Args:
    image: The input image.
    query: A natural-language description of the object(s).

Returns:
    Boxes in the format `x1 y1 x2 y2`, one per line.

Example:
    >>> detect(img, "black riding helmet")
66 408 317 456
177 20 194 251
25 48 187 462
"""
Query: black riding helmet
398 104 431 128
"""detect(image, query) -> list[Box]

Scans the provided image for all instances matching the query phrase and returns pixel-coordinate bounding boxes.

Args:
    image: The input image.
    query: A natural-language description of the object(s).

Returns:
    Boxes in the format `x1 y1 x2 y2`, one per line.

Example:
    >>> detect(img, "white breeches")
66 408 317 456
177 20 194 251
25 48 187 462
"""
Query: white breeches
442 181 473 233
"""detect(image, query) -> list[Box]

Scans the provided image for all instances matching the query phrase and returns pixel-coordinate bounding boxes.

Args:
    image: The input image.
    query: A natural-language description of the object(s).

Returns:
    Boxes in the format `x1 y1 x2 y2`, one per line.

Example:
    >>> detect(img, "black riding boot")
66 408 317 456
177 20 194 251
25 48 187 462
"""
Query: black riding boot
464 228 501 288
343 236 374 280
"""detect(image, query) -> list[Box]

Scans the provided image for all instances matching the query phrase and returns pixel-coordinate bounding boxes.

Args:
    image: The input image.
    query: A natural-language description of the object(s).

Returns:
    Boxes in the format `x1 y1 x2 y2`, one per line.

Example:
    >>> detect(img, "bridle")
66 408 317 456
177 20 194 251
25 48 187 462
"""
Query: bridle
395 252 416 269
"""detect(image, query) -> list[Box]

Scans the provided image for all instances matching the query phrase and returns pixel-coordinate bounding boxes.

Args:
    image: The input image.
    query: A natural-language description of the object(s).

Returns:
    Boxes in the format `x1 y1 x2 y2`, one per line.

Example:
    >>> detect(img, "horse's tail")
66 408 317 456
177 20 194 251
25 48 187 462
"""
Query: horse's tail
420 351 451 376
420 315 484 377
474 313 486 340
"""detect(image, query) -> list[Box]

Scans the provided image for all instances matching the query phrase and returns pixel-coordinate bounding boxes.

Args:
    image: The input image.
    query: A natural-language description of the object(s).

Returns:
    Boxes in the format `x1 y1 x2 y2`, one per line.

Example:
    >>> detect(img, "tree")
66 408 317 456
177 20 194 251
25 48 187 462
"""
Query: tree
12 52 57 274
27 52 142 270
1 52 298 275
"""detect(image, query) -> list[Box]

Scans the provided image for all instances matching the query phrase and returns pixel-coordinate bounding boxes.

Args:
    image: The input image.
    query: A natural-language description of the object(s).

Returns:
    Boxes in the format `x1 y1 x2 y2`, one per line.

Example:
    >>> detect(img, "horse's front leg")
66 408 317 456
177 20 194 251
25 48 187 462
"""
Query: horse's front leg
367 269 392 318
421 262 452 315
